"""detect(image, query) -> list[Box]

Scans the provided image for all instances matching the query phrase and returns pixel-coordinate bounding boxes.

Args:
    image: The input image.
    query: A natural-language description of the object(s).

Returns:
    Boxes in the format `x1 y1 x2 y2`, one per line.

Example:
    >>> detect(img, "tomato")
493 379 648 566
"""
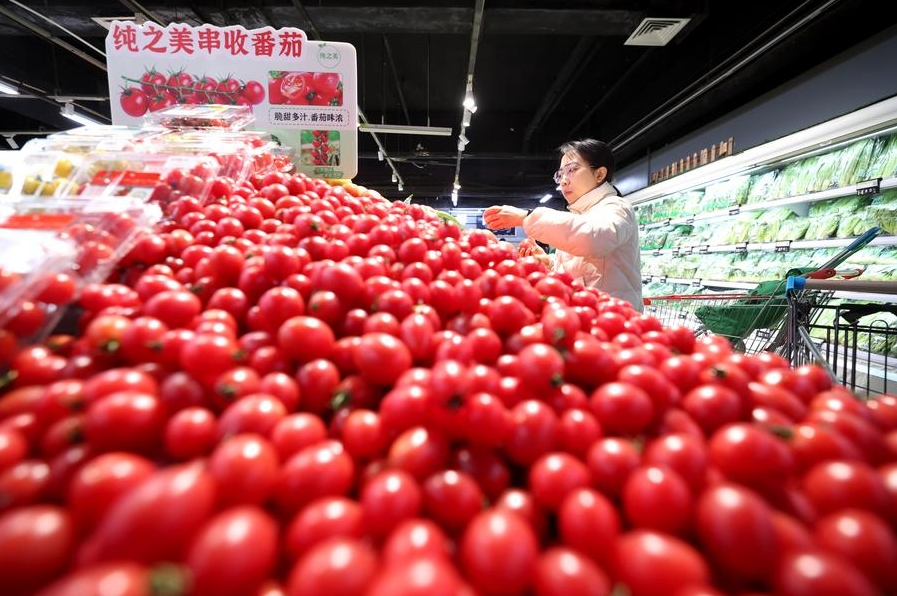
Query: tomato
643 433 708 493
360 468 423 538
0 428 27 473
353 332 413 387
186 506 278 596
773 550 878 596
208 434 279 507
681 384 742 435
275 440 354 515
277 316 335 364
34 562 170 596
451 445 511 501
708 422 794 487
459 508 539 596
528 452 592 511
534 547 612 596
367 556 468 596
589 381 654 436
695 483 778 584
84 390 165 456
0 505 74 595
788 422 863 472
613 530 710 596
242 80 266 105
813 508 897 593
381 518 453 565
422 469 484 533
286 537 379 596
79 461 216 565
119 87 148 117
0 459 50 511
557 487 620 567
586 437 641 497
284 496 365 559
504 400 559 466
802 460 890 518
623 465 692 535
388 426 450 481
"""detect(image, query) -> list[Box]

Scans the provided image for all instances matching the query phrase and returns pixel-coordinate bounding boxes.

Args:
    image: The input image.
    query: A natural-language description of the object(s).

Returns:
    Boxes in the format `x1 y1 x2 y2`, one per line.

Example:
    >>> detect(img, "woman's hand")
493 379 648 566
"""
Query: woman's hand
518 238 551 266
483 205 528 230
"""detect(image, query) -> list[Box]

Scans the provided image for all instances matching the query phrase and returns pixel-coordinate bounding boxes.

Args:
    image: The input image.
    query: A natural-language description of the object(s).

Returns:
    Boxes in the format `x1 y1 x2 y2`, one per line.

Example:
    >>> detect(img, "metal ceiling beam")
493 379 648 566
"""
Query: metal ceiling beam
0 5 106 71
382 36 411 126
522 36 598 152
116 0 164 26
289 0 322 40
452 0 485 197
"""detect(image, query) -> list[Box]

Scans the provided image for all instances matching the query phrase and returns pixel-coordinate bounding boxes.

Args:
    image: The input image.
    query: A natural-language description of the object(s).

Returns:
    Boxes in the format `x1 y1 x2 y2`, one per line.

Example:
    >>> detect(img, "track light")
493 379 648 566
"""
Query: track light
462 110 471 128
60 102 102 126
391 172 397 183
457 139 466 152
458 133 469 146
377 149 384 161
0 80 19 95
451 190 458 206
539 194 552 203
398 183 404 191
453 181 461 190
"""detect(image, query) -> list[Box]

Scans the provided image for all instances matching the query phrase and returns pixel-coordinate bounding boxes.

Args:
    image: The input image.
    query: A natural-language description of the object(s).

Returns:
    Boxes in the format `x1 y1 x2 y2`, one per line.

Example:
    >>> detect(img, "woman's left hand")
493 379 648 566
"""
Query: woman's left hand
483 205 528 230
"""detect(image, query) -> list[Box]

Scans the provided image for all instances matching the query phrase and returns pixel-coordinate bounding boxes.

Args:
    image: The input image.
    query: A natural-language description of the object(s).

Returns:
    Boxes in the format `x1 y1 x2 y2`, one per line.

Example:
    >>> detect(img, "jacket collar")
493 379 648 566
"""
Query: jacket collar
567 181 617 214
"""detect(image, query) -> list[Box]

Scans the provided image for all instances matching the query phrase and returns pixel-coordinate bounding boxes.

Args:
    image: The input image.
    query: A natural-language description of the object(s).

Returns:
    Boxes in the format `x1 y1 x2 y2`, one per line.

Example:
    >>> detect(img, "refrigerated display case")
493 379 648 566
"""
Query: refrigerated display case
629 95 897 297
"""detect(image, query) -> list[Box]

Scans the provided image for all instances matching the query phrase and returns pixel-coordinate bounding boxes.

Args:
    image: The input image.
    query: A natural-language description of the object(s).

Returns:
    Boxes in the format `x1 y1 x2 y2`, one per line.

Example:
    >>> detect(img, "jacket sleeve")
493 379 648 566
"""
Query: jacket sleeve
523 199 633 259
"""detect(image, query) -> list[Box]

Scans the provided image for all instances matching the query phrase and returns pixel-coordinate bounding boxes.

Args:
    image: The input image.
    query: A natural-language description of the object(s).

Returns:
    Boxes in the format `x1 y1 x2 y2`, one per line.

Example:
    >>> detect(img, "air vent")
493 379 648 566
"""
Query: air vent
624 17 691 46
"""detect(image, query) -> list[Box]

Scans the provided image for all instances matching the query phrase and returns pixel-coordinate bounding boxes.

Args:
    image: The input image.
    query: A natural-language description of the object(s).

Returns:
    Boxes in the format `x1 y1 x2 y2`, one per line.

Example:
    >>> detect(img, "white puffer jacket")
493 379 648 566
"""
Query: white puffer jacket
523 182 643 312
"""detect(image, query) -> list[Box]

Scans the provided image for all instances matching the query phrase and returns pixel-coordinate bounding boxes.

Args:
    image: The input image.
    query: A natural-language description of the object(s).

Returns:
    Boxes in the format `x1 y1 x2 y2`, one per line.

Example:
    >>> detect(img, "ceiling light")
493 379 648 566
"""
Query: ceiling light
391 172 397 183
60 102 102 126
0 80 19 95
458 132 469 146
451 190 458 206
359 123 452 137
463 90 476 111
539 194 552 203
457 139 466 152
377 149 384 161
453 181 461 190
398 183 404 191
462 110 471 128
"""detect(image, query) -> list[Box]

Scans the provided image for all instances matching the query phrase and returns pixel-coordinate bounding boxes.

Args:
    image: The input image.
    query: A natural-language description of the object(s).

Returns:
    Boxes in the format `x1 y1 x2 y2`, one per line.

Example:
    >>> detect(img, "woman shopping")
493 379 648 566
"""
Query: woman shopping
483 138 643 311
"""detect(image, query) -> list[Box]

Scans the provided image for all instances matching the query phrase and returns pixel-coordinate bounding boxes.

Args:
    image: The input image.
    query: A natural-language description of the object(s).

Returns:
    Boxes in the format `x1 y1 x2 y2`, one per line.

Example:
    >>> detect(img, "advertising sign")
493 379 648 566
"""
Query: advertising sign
105 21 358 179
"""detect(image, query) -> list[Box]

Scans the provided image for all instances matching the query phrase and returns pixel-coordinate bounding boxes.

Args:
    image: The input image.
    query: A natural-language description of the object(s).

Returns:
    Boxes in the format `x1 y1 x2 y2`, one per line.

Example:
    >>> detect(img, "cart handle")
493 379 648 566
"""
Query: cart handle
787 277 897 295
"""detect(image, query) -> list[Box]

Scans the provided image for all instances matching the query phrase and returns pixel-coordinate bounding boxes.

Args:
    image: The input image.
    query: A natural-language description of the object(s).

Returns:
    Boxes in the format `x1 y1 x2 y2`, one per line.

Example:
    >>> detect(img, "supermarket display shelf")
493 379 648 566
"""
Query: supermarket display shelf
639 175 897 231
643 276 757 290
641 233 897 256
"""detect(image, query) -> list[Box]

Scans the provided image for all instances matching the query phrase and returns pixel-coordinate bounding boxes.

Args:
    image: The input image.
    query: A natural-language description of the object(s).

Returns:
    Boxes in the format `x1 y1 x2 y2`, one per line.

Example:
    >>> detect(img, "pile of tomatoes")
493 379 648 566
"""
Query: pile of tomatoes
1 164 896 596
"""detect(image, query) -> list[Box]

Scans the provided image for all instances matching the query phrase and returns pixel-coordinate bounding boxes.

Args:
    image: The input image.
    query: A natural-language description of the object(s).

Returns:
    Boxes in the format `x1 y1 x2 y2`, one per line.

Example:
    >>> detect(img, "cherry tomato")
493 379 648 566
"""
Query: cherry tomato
0 505 74 595
459 508 539 596
613 530 710 596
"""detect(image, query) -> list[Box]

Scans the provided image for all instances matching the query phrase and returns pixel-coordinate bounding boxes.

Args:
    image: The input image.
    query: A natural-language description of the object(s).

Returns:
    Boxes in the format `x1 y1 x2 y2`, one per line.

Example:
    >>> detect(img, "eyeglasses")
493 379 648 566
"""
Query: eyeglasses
553 162 592 184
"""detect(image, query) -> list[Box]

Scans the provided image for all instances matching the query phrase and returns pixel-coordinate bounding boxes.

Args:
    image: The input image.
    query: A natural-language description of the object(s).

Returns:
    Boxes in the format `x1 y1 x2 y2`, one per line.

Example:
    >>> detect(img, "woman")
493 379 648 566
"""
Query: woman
483 138 643 311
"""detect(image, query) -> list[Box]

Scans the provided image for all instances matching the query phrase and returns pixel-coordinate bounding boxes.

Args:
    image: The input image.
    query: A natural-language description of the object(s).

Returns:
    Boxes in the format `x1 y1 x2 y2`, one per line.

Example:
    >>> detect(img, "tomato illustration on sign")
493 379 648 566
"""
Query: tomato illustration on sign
268 71 342 106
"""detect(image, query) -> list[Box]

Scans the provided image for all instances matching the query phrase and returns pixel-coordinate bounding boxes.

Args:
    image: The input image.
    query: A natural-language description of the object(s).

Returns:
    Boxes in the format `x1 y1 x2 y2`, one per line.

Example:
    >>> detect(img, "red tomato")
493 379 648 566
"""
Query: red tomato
381 518 453 565
67 452 156 537
275 440 354 515
286 537 378 596
623 465 692 535
802 460 890 518
586 437 642 498
643 433 708 493
84 390 166 456
284 496 365 559
208 434 279 507
459 508 539 596
422 469 484 532
186 506 278 596
163 407 217 460
504 400 560 466
773 550 878 596
813 508 897 593
360 468 423 538
557 487 621 567
589 381 654 435
613 530 710 596
533 547 612 596
34 562 164 596
79 461 216 565
0 505 74 595
695 484 778 583
366 556 468 596
528 451 592 511
708 422 794 487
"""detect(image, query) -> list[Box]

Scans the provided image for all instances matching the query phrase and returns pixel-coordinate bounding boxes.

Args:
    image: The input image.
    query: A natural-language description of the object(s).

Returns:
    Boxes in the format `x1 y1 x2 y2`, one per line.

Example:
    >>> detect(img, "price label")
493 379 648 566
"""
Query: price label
685 216 695 224
691 279 702 287
671 248 680 258
663 218 672 226
756 329 772 339
728 206 740 216
734 242 748 253
658 276 667 283
698 245 710 254
774 241 791 253
856 178 881 196
652 250 662 257
681 247 693 256
638 224 646 231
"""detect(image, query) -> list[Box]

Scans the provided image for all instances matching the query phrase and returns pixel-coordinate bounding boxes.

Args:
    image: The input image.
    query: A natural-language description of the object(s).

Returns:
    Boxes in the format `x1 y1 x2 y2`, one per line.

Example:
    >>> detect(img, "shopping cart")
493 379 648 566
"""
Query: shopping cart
785 277 897 397
643 227 883 353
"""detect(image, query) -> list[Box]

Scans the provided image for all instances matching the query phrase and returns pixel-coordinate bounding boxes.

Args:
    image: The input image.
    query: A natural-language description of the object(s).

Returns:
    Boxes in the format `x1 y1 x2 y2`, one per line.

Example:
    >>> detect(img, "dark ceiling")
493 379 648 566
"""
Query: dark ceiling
0 0 894 210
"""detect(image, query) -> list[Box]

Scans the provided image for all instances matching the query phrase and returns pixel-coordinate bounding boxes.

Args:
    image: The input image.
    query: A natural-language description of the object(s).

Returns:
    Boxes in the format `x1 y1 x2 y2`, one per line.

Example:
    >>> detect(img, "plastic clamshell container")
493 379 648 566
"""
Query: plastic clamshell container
65 150 221 205
0 151 21 196
10 144 84 199
141 130 255 183
147 103 256 131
